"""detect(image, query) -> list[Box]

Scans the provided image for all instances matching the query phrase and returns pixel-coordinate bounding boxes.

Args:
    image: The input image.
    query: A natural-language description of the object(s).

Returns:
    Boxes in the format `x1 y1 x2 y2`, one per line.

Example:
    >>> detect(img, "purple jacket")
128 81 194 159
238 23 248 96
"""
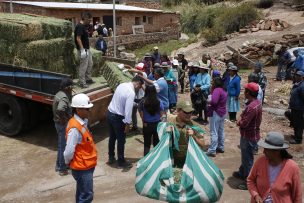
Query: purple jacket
207 87 227 117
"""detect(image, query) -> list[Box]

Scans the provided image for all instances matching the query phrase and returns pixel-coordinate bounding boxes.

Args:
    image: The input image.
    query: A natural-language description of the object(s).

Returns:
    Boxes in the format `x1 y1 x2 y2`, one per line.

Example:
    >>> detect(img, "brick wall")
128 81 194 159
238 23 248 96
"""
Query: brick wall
1 2 179 36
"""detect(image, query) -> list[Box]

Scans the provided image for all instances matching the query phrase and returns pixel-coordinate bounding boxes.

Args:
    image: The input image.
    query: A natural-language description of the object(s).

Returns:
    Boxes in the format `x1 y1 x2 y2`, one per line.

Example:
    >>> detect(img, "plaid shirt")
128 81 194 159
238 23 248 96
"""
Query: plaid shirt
257 71 267 91
239 99 262 142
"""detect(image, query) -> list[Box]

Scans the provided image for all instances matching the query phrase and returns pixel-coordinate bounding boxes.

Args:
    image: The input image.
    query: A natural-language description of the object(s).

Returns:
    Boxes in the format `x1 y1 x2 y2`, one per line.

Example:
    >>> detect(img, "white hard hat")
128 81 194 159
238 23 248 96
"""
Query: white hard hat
71 93 93 108
172 59 179 66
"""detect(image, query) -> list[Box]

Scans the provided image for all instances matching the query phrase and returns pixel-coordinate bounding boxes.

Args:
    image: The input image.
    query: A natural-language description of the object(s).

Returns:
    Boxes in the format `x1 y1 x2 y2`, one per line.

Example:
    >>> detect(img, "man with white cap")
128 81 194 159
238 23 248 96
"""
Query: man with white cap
288 70 304 144
64 93 97 202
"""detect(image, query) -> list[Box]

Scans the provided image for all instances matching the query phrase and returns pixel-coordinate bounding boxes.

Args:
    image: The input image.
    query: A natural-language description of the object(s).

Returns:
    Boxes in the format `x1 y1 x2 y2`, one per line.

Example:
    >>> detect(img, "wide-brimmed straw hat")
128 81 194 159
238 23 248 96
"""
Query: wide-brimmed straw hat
258 131 289 150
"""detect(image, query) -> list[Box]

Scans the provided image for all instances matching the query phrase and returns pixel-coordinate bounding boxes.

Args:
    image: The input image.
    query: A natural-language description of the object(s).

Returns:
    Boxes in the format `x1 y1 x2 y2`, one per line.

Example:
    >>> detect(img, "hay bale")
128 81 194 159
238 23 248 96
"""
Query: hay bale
0 13 72 42
100 61 132 90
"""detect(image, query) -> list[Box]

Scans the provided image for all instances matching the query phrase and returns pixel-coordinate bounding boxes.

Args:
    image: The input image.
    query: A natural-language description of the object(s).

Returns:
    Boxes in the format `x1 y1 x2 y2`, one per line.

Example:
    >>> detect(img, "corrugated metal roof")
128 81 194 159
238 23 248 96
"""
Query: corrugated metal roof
7 1 163 12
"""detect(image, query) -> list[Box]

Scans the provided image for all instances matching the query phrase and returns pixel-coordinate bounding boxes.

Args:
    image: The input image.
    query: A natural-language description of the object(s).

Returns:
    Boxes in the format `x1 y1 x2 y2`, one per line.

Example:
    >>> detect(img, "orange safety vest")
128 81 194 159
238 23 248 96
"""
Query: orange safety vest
66 117 97 170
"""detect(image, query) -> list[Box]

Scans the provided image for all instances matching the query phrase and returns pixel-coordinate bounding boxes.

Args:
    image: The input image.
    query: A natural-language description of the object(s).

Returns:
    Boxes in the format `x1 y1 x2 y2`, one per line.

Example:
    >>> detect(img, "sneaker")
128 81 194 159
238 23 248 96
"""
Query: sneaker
79 83 89 88
238 182 248 190
232 171 244 180
86 79 95 84
58 170 69 176
206 151 216 157
106 157 116 165
289 139 302 144
117 160 132 169
216 148 224 153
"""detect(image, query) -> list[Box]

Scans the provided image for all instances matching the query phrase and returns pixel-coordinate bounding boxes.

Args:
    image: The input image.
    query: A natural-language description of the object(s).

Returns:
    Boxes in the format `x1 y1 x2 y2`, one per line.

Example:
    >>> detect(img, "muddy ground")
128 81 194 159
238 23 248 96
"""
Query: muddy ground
1 2 304 203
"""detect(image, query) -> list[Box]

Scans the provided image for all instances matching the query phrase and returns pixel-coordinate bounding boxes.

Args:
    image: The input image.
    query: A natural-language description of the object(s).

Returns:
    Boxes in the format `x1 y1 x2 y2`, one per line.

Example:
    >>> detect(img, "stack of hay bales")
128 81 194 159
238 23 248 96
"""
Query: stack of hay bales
0 13 76 74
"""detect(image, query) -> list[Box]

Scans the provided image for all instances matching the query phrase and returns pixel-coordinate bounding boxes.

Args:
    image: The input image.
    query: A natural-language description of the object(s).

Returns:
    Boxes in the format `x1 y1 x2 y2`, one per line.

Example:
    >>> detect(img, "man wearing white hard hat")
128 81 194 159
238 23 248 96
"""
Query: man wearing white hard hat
64 93 97 203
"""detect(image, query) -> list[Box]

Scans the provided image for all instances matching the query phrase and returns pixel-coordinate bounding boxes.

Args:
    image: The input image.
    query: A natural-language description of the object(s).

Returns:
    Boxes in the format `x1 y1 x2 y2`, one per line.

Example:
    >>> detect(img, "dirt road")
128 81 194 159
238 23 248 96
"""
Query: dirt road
0 66 303 203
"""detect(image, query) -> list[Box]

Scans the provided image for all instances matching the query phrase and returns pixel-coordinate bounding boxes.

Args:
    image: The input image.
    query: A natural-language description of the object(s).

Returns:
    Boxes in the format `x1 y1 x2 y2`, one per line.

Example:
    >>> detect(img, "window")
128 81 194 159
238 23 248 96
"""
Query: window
116 17 122 26
148 17 153 25
143 16 147 23
135 17 141 25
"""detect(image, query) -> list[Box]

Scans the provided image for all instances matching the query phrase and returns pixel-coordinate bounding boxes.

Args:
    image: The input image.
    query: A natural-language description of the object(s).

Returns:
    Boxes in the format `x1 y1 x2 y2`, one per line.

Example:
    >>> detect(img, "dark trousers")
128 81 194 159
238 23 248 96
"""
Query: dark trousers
239 137 256 179
291 109 304 143
54 122 67 172
107 111 126 163
72 167 95 203
143 121 160 155
229 112 237 121
179 78 184 93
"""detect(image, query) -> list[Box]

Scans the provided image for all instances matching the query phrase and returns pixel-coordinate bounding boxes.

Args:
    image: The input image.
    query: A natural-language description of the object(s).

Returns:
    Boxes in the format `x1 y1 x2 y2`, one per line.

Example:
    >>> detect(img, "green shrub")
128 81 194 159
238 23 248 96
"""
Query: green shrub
255 0 273 8
214 3 259 34
202 27 224 44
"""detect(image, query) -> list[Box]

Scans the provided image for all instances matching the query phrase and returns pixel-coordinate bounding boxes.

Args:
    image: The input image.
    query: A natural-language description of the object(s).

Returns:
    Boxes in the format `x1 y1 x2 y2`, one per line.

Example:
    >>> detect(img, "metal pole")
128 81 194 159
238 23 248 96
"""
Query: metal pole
10 0 13 13
113 0 117 58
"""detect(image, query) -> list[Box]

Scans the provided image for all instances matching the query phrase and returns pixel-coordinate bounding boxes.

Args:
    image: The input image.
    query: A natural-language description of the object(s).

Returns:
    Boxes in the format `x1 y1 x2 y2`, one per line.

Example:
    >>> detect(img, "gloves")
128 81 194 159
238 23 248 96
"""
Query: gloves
80 49 87 59
122 69 128 74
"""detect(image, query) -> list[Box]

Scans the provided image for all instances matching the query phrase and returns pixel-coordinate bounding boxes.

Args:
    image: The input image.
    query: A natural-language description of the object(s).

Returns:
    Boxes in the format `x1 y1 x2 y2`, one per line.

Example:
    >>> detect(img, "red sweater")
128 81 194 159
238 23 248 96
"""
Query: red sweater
247 155 302 203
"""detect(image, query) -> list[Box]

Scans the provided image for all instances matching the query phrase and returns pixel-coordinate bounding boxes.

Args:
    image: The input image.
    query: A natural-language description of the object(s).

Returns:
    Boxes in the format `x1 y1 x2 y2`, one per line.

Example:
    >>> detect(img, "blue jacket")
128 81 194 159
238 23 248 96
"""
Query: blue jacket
194 73 211 93
95 38 107 53
189 73 197 92
289 81 304 110
292 54 304 71
156 78 169 110
227 75 241 97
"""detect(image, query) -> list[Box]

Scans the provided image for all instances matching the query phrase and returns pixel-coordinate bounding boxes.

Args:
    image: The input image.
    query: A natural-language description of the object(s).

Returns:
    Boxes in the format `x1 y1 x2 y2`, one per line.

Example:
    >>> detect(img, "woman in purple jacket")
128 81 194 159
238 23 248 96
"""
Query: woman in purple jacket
206 77 228 157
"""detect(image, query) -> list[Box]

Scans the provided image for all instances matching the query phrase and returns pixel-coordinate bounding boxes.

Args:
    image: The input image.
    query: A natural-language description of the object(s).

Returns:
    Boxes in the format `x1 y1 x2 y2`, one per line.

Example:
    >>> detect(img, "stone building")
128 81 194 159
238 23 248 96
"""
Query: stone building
1 1 179 36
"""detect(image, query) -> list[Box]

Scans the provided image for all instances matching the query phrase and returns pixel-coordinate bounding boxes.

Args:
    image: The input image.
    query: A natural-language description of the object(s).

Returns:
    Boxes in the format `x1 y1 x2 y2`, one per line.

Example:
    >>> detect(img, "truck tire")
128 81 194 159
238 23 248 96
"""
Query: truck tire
0 93 29 136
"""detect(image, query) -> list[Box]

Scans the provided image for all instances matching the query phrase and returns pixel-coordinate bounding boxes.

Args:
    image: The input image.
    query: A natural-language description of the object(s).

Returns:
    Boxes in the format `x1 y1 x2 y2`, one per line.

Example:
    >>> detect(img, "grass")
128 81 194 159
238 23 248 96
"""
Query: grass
132 35 198 59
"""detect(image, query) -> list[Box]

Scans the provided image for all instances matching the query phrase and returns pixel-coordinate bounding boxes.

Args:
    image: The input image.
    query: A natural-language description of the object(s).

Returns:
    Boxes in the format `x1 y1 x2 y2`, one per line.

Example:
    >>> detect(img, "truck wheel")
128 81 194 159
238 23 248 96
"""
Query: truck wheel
0 93 29 136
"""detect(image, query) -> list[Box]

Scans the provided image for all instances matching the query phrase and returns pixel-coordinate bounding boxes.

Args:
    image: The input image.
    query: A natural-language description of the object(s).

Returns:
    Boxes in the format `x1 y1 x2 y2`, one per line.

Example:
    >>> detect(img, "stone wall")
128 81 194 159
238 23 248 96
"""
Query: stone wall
90 30 179 57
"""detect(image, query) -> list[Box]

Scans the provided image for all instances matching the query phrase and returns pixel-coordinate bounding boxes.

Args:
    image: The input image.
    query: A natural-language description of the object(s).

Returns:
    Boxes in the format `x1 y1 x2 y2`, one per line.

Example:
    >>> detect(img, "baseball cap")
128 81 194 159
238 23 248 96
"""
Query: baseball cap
153 46 159 50
172 59 179 66
295 70 304 77
60 78 74 89
161 62 169 68
244 82 259 92
176 100 194 113
135 62 144 71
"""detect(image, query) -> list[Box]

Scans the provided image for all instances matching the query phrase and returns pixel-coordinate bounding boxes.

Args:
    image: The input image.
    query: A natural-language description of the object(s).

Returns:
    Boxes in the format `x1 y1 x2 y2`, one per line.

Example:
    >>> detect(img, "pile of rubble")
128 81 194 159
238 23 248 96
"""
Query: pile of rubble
239 19 289 33
221 33 304 66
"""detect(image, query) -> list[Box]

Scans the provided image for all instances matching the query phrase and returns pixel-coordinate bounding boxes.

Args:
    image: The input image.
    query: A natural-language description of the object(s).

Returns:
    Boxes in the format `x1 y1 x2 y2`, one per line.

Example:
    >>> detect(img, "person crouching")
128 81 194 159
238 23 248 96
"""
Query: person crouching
64 93 97 203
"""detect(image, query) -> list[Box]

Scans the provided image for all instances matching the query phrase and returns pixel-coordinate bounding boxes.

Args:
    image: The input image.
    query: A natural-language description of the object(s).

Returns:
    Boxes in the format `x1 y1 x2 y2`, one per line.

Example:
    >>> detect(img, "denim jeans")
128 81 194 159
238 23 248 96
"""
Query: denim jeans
238 136 256 179
72 167 95 203
107 111 126 163
276 64 287 80
208 112 225 154
55 122 67 172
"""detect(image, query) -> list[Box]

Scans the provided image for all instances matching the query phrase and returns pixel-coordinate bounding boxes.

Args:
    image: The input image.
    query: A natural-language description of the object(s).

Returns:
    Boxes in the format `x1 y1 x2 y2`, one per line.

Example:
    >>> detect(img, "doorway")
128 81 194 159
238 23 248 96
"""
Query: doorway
103 15 114 30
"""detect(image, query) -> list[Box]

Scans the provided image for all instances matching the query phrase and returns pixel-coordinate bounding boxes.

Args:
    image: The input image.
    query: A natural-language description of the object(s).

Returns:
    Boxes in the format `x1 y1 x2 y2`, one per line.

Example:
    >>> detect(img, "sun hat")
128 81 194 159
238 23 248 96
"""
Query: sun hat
295 70 304 77
154 63 160 68
244 82 259 92
172 59 179 66
153 46 159 50
177 51 185 56
144 53 152 58
254 61 264 69
227 62 234 67
227 65 238 71
176 100 194 113
257 131 289 149
160 62 169 68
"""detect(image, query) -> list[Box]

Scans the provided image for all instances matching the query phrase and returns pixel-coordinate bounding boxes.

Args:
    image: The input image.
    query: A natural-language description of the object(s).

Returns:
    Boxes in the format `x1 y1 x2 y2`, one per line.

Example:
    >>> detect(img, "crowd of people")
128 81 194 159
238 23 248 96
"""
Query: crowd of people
55 11 303 203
